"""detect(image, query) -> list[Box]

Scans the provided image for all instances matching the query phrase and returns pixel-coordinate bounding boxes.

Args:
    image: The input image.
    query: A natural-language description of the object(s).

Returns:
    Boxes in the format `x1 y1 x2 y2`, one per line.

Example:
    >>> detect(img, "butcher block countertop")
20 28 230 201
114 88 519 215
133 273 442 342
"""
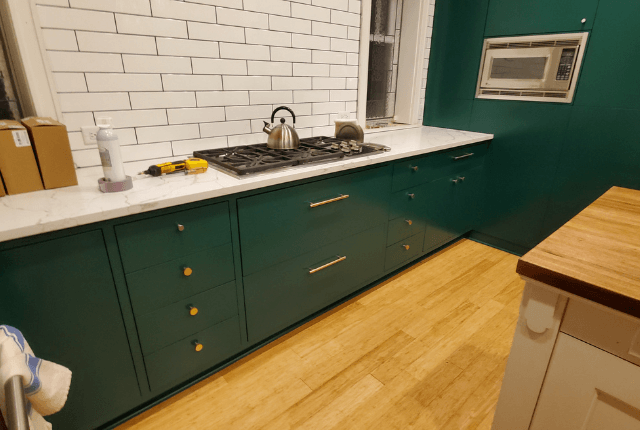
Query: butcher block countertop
517 186 640 318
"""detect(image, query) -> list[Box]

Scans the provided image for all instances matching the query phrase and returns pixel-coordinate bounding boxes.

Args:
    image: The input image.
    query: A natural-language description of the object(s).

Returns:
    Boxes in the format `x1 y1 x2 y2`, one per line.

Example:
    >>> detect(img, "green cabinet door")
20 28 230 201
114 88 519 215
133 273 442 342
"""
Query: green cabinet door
573 0 640 109
485 0 598 37
0 232 140 430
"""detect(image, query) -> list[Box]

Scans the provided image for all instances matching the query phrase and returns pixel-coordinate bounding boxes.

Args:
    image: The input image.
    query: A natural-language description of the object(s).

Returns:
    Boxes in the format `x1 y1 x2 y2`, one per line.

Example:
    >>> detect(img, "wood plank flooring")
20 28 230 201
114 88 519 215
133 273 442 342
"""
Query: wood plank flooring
118 239 523 430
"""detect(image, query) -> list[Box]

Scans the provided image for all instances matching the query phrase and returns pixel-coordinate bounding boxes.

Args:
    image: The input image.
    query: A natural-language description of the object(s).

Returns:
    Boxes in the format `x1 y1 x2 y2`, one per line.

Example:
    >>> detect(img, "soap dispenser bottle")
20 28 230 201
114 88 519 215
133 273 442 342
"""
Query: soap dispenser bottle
96 117 133 192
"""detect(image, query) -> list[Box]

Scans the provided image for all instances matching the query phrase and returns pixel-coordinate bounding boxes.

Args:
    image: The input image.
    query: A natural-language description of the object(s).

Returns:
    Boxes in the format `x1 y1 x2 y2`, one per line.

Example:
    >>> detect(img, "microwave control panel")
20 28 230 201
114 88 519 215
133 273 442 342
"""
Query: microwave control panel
556 48 576 81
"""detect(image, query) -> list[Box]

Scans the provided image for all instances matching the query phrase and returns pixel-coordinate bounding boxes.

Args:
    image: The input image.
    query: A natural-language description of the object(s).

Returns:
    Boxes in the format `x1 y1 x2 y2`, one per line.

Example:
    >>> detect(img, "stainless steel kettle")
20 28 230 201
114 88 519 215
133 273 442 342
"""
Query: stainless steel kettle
263 106 300 150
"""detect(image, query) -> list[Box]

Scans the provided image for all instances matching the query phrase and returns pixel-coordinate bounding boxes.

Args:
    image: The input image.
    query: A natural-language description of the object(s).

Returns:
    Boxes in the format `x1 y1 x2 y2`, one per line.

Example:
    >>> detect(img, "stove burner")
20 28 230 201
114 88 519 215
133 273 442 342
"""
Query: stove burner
194 136 382 176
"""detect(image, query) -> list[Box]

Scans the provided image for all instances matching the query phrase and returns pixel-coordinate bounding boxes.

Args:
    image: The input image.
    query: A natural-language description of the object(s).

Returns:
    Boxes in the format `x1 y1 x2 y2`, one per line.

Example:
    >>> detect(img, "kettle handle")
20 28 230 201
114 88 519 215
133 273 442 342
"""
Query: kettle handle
271 106 296 125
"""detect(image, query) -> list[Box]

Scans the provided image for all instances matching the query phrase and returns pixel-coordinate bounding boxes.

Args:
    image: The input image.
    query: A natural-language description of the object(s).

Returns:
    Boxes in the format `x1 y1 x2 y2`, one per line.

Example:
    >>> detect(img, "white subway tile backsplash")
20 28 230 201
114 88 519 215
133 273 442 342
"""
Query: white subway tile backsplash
219 43 270 60
38 6 116 32
85 73 163 92
272 77 312 90
291 3 330 22
63 112 95 132
36 0 70 6
42 29 78 51
312 50 346 64
331 10 360 27
120 142 173 162
331 38 359 52
227 133 266 146
72 148 101 168
247 61 292 76
347 26 359 40
167 107 225 124
99 109 168 128
313 101 345 114
285 103 312 116
345 100 356 111
68 132 87 151
245 29 291 47
312 21 347 39
191 58 247 75
54 73 87 92
184 0 242 8
292 34 331 50
271 47 311 63
223 76 271 90
151 0 217 23
217 8 269 29
200 120 251 137
162 74 223 91
172 137 228 156
48 51 123 73
187 22 245 43
349 0 361 14
225 104 272 121
269 15 311 34
346 52 358 65
76 32 157 55
294 63 330 77
346 77 358 89
329 64 358 77
130 92 196 109
115 14 187 38
136 124 200 144
293 90 329 103
329 89 357 101
69 0 151 15
157 38 219 58
123 55 192 74
249 90 293 105
293 114 329 128
312 125 336 136
312 77 345 89
197 91 249 107
59 92 130 112
107 128 138 145
312 0 349 11
243 0 290 16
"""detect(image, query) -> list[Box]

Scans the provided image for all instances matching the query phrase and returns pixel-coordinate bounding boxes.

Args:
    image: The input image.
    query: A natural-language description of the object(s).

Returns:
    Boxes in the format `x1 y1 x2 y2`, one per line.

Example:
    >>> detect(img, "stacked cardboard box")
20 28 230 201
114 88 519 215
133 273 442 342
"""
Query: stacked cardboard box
0 120 44 195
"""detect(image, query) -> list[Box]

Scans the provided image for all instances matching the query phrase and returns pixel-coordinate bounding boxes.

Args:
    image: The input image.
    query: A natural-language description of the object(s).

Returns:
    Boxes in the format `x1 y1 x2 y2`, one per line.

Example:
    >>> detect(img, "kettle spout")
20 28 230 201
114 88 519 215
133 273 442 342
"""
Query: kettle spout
263 121 273 134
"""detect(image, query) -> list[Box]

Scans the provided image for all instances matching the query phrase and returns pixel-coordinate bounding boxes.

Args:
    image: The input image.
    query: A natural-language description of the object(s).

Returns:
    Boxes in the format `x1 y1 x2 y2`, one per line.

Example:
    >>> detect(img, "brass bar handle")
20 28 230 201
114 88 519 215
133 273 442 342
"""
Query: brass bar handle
452 153 474 161
309 255 346 274
309 194 349 208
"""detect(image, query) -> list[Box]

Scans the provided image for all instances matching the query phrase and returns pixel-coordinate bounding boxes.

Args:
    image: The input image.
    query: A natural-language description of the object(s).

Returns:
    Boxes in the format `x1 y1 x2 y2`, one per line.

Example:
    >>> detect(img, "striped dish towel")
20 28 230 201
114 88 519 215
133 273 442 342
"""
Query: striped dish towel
0 326 71 430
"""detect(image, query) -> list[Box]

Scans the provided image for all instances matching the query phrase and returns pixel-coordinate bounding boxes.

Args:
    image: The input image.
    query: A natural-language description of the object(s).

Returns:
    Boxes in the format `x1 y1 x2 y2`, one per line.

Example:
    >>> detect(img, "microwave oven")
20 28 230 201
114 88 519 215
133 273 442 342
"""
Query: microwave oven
475 32 588 103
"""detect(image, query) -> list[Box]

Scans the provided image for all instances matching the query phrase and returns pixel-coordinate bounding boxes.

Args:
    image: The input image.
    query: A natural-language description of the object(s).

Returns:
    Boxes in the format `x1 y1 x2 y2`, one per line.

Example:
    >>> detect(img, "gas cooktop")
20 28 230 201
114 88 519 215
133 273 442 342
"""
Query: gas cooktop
193 136 385 176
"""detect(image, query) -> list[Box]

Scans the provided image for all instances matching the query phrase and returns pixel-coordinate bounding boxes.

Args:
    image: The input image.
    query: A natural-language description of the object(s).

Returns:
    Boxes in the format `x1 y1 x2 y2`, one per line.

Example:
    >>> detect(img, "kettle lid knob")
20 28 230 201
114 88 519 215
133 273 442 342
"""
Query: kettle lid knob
280 117 286 124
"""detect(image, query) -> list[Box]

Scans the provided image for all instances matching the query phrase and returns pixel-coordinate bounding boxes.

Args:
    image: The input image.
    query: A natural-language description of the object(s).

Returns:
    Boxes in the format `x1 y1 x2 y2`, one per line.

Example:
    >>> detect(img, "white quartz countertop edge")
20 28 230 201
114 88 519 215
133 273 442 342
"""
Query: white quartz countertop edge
0 126 493 243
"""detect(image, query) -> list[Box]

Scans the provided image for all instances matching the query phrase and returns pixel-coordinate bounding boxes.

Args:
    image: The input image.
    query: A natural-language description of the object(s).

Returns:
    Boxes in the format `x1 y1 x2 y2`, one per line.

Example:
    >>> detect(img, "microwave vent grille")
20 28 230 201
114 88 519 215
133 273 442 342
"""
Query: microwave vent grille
544 92 568 98
487 39 581 50
480 89 567 99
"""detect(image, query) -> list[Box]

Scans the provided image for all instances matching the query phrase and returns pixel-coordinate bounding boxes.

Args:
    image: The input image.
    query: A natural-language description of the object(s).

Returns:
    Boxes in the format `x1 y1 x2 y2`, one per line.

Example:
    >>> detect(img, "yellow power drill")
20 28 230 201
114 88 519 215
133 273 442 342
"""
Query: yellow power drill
140 158 208 176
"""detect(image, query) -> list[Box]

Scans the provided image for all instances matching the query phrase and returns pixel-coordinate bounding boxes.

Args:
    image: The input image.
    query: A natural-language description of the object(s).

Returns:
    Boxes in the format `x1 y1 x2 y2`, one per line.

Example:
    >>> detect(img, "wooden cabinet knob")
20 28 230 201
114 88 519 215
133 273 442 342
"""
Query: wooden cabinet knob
188 305 198 316
183 267 193 277
406 219 413 226
403 244 410 250
177 224 185 232
193 341 203 352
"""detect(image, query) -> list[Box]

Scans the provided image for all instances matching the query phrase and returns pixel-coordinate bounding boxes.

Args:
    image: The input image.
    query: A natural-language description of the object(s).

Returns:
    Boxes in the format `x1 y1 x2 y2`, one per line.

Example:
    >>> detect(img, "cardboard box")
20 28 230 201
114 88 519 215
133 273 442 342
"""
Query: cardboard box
0 120 44 195
0 173 6 197
22 117 78 189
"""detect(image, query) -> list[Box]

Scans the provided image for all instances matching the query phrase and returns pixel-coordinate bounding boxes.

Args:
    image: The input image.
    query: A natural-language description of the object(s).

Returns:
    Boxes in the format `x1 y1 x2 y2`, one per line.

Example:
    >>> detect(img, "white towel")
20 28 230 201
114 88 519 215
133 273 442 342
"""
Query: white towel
0 326 72 430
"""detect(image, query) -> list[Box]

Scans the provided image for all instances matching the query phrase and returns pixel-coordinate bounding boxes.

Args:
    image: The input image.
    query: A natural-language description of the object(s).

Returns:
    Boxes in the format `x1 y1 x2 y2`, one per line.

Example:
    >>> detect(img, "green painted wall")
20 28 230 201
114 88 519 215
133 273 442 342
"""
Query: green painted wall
424 0 640 252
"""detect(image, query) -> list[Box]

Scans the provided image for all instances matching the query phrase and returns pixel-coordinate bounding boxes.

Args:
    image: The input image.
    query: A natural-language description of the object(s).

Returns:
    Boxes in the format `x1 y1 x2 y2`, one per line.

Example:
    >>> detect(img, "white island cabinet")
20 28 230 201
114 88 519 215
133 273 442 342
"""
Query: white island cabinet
492 186 640 430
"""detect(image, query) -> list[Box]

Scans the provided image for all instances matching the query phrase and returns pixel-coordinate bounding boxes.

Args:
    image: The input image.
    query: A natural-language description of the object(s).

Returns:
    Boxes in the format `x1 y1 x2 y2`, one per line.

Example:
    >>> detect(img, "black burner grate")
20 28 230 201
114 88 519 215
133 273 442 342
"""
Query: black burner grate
194 136 381 176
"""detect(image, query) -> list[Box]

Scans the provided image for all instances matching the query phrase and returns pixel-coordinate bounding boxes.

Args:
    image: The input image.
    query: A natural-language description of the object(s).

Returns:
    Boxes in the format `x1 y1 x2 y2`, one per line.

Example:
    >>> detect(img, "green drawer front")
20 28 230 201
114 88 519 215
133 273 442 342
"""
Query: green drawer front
116 202 231 273
145 316 242 392
243 224 386 343
126 243 235 316
137 281 238 356
384 232 425 271
389 187 426 220
238 166 392 276
392 143 488 192
387 217 426 246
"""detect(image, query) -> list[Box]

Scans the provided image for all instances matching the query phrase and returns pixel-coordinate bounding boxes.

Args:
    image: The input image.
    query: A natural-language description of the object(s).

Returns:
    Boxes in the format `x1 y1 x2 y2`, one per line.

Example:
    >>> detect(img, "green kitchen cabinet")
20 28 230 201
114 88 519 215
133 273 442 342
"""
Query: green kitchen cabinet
573 0 640 109
485 0 598 37
0 231 140 430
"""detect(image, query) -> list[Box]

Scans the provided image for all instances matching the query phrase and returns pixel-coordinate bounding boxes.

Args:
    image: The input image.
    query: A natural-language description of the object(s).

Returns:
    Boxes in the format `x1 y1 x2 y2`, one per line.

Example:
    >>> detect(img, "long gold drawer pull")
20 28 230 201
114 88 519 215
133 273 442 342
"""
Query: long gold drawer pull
309 255 347 274
309 194 349 208
452 153 474 161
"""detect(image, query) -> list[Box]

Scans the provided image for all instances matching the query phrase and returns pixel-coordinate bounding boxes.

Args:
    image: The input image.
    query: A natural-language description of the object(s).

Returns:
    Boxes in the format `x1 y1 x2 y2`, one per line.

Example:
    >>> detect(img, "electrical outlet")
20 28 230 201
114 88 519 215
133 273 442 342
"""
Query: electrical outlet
81 126 99 146
337 111 350 120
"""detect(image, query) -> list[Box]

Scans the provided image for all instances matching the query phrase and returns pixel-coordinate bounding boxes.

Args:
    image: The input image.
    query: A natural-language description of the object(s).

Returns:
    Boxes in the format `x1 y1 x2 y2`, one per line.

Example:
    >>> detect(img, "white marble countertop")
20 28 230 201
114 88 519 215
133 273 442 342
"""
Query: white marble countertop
0 126 492 243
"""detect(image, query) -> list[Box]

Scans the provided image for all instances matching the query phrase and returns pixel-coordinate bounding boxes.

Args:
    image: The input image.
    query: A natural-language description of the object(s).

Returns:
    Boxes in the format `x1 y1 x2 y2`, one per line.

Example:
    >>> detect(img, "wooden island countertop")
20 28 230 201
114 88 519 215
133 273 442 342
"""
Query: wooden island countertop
517 186 640 318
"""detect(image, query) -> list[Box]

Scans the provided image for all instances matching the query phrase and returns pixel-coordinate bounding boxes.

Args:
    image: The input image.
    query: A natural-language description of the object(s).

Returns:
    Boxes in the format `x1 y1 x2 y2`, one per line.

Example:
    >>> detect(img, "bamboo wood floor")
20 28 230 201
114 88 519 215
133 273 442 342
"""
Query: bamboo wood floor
118 239 523 430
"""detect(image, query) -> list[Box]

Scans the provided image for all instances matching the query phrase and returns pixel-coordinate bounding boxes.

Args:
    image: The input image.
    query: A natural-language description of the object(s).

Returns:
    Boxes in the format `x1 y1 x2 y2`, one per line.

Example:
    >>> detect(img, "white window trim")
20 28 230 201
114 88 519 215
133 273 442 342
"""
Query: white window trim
0 0 62 120
357 0 430 127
